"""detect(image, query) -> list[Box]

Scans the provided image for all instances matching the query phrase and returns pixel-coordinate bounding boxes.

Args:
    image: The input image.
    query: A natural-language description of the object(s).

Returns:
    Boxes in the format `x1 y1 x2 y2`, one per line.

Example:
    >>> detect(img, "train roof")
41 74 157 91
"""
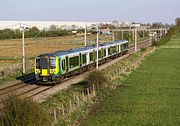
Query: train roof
41 40 128 57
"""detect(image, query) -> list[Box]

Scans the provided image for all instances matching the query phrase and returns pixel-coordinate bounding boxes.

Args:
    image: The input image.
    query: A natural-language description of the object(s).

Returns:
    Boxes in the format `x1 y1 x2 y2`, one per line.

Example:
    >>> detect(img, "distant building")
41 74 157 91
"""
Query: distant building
0 21 101 30
0 20 141 30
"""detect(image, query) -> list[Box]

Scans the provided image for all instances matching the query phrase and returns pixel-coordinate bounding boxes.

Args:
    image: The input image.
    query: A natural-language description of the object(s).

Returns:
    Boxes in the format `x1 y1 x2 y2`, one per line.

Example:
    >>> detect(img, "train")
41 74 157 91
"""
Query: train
34 40 128 84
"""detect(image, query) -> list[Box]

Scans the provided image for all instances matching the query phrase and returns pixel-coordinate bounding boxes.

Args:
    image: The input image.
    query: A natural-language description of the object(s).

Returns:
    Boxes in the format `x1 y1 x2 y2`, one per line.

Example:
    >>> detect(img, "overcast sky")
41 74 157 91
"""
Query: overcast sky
0 0 179 24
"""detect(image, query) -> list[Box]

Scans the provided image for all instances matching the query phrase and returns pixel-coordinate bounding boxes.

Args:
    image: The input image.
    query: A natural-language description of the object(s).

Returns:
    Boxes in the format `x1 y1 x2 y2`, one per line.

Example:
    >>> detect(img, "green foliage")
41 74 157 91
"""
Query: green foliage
151 39 158 47
175 17 180 26
151 22 162 28
1 95 52 126
155 26 180 46
0 27 73 40
85 70 109 88
140 47 147 52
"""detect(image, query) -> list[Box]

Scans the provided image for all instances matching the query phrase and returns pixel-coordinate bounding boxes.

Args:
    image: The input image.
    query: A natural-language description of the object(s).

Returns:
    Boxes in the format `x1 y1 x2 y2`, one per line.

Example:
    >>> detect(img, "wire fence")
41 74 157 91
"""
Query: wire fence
48 85 97 125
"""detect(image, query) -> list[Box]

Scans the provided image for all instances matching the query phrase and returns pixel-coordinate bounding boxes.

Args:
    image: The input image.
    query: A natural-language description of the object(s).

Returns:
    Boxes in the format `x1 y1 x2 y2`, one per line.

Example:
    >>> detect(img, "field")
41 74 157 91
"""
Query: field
0 34 112 68
0 32 148 68
81 34 180 125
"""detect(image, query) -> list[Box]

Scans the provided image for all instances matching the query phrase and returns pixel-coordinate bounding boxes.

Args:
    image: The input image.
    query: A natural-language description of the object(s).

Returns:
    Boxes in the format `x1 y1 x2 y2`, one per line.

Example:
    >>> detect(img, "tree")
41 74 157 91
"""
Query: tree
151 22 162 28
112 20 119 28
49 24 57 31
28 26 40 32
175 18 180 26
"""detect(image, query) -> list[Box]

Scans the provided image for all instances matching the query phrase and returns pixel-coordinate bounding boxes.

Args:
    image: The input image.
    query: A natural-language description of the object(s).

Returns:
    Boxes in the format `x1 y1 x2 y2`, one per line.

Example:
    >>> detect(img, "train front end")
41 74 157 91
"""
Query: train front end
34 54 59 84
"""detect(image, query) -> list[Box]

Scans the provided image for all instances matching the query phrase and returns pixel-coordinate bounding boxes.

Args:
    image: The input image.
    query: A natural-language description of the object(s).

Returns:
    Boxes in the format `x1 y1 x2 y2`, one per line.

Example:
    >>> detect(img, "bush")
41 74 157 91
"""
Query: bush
140 47 147 52
85 70 109 88
1 95 52 126
149 26 180 46
151 39 158 47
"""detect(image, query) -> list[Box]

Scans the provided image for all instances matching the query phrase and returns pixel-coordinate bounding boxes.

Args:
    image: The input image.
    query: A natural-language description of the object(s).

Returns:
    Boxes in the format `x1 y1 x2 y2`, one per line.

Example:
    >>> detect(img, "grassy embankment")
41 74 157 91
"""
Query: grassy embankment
80 33 180 126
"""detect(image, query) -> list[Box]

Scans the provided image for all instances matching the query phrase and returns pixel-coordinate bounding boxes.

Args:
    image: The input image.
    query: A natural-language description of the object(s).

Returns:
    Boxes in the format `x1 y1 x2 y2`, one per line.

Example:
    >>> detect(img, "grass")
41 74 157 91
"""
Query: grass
80 39 180 125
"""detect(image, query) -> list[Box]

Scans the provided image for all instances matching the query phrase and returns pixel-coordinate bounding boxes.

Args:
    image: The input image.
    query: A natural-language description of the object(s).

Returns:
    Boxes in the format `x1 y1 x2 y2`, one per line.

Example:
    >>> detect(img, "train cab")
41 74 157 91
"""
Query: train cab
35 54 57 83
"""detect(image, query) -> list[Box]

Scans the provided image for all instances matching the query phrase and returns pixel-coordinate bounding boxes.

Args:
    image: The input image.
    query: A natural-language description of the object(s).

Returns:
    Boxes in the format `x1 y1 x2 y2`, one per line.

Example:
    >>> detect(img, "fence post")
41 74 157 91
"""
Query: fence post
92 85 96 97
87 88 90 99
69 100 72 112
61 104 65 117
82 91 85 101
54 109 57 124
76 95 80 106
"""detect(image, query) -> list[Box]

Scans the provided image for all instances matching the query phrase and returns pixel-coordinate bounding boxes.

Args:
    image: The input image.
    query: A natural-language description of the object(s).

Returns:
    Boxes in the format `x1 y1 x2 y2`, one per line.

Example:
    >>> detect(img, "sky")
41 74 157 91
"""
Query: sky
0 0 179 24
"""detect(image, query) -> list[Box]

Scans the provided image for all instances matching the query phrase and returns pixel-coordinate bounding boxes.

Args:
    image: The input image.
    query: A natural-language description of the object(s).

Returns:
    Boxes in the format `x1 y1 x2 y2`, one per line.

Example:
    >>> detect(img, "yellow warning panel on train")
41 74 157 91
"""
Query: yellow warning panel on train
42 69 48 76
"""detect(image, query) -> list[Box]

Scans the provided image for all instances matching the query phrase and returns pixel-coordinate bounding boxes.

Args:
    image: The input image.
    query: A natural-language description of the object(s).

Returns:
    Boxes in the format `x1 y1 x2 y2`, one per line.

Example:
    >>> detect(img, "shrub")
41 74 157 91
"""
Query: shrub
1 95 52 126
140 48 147 52
85 70 109 88
151 39 158 47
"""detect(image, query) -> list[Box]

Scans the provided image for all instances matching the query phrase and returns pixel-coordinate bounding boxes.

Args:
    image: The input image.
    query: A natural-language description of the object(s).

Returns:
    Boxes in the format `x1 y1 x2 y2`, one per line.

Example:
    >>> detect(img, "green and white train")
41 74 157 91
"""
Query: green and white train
35 40 128 84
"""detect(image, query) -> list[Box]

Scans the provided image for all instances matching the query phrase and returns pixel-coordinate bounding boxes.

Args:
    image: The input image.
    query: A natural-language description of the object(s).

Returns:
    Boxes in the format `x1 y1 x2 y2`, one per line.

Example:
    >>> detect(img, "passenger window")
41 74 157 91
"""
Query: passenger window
69 56 79 68
62 59 65 71
82 54 86 64
104 49 106 57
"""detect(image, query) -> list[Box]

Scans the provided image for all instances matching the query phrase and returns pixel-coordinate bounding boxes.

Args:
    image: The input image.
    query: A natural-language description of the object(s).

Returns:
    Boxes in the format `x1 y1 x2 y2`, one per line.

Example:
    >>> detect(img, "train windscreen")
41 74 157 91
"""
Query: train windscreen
41 58 48 69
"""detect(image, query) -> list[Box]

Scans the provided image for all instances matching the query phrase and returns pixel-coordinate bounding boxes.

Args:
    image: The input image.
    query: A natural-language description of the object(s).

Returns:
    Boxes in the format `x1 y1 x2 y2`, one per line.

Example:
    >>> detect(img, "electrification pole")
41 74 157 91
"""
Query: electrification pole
121 29 124 40
135 28 137 52
112 30 115 41
22 28 25 74
84 25 87 46
20 24 28 74
96 26 99 69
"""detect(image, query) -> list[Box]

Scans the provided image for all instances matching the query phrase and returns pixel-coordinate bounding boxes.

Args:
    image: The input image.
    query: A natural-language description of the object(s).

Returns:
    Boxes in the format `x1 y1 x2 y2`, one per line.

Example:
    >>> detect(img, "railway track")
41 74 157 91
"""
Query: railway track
0 39 152 110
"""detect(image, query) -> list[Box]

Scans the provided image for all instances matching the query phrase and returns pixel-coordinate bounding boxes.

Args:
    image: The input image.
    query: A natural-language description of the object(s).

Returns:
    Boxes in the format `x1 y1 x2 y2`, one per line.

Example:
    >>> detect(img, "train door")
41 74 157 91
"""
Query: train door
93 50 96 61
66 56 69 72
79 53 82 67
40 56 50 76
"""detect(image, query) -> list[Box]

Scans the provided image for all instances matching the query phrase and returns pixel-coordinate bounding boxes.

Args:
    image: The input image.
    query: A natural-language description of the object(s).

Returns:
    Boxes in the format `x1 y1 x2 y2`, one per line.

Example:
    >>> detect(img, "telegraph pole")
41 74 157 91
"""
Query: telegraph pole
96 26 99 69
84 25 87 46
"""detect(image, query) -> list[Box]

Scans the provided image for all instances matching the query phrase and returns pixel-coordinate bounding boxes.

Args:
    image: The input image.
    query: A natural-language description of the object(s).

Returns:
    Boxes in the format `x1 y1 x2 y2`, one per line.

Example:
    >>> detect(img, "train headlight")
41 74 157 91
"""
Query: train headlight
50 69 55 74
36 70 40 74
